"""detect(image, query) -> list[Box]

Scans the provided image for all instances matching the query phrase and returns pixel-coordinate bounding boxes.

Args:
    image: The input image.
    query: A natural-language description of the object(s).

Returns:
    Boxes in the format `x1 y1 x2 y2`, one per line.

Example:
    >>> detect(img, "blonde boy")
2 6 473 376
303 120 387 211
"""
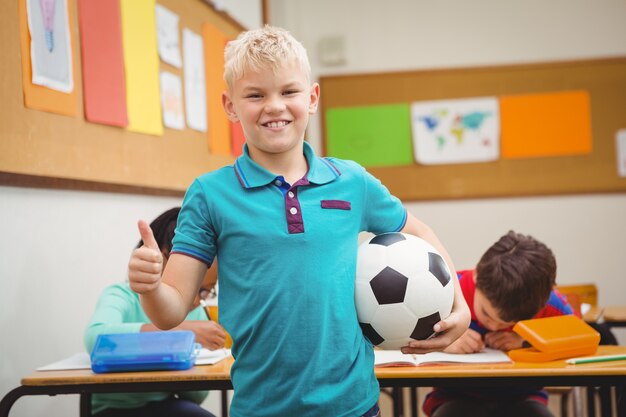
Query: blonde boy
129 26 469 417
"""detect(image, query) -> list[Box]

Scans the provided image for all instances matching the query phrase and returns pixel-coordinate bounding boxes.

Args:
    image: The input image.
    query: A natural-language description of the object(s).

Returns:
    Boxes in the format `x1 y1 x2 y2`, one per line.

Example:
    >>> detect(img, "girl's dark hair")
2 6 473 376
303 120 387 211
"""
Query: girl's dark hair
136 207 181 256
475 230 557 322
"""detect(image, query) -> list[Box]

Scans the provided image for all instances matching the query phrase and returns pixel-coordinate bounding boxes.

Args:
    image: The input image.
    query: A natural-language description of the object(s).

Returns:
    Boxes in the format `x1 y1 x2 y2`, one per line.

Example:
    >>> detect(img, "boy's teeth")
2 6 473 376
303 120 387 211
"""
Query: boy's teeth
267 121 287 128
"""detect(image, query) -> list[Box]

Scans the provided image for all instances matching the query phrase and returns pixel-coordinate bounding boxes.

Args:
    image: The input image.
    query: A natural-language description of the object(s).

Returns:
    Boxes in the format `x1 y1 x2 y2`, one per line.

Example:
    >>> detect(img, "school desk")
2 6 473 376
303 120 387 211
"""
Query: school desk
602 306 626 328
1 346 626 417
583 306 626 328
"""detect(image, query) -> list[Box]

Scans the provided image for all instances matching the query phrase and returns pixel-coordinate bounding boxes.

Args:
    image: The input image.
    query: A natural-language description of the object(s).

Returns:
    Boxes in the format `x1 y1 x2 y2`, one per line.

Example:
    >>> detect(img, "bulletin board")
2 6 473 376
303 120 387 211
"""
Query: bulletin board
320 57 626 201
0 0 245 195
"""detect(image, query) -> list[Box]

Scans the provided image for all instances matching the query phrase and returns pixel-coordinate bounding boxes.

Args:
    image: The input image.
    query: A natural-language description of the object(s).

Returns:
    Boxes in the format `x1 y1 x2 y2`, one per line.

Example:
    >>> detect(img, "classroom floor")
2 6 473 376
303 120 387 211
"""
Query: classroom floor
377 387 618 417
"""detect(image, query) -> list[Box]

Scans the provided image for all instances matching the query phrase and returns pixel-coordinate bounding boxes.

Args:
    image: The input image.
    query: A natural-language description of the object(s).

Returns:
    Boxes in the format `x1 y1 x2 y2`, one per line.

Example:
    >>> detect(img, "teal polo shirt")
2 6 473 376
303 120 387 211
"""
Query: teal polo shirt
172 141 407 417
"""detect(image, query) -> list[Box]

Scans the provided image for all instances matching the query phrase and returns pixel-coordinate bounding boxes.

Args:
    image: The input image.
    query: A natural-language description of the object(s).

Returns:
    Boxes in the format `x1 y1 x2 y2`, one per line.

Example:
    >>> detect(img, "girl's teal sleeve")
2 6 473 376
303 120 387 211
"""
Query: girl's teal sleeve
84 283 146 352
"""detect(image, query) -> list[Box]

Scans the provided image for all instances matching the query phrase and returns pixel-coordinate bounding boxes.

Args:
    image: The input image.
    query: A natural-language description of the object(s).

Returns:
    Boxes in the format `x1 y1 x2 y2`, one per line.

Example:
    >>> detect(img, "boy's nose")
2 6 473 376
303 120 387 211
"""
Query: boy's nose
264 96 286 113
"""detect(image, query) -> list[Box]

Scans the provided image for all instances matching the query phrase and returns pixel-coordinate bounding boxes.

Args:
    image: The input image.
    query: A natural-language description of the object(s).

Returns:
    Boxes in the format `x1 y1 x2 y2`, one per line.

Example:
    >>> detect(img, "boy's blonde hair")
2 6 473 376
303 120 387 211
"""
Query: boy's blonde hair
224 25 311 89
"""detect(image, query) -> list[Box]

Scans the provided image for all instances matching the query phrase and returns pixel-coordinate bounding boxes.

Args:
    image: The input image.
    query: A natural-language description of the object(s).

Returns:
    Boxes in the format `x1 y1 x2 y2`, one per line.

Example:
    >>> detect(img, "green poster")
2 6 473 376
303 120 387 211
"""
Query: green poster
325 104 413 167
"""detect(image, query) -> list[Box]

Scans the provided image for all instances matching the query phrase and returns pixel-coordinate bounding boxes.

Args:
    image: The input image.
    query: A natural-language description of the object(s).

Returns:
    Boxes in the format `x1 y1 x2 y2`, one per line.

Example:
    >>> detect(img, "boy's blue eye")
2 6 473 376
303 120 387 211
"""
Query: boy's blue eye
283 90 298 96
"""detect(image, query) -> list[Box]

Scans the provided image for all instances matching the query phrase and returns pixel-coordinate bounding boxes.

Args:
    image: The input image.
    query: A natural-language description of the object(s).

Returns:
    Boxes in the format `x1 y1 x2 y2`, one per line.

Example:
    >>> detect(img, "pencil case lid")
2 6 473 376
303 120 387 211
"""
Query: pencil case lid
90 331 200 373
509 315 600 362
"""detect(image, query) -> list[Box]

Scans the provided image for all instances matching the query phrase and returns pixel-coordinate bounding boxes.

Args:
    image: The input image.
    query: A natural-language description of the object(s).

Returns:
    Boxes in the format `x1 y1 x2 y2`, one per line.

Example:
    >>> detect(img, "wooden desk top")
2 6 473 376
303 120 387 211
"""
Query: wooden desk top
603 306 626 322
21 357 234 387
376 345 626 380
21 346 626 387
583 305 626 323
584 306 603 322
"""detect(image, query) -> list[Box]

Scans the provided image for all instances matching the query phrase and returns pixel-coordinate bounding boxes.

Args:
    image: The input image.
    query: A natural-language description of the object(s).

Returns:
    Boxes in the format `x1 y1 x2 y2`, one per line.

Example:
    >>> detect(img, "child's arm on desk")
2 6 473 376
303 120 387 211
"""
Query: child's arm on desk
141 321 226 350
484 330 525 351
442 328 485 354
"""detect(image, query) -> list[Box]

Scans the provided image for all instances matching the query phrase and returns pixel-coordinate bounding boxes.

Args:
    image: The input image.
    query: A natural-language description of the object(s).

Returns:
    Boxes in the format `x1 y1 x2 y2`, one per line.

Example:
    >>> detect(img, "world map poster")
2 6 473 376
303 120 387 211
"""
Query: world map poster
410 97 499 165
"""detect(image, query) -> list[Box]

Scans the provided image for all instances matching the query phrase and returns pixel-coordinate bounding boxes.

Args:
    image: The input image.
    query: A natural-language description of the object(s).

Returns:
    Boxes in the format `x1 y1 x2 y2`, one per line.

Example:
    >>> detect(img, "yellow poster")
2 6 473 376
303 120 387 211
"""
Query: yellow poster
120 0 162 135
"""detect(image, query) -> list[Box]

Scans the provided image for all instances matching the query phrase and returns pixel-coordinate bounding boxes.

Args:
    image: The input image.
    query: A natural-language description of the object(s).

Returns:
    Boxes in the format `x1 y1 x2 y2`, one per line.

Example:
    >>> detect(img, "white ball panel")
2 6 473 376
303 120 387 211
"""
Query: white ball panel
378 337 412 350
355 242 388 282
370 303 417 341
385 239 429 279
354 280 379 322
404 270 448 317
436 280 455 319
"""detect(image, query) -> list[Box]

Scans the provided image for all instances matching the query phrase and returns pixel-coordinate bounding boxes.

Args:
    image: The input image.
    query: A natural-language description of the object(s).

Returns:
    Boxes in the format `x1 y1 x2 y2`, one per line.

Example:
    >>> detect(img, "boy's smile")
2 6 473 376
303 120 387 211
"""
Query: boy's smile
222 60 320 168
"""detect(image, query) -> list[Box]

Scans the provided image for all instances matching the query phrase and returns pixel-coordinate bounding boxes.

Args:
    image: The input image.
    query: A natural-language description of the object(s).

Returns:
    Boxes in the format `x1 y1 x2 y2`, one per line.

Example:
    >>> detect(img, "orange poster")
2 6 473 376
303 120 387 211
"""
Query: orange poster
500 91 592 159
19 0 78 116
203 24 232 155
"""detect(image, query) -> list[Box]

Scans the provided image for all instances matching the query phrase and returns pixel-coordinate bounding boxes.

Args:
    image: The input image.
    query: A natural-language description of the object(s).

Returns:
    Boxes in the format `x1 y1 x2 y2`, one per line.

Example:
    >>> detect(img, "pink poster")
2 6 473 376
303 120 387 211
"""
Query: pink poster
77 0 127 126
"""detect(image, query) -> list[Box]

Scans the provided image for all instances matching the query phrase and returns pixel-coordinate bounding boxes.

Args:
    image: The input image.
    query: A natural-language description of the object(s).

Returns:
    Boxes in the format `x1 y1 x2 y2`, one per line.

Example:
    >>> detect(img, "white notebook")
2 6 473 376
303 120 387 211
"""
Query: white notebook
374 348 512 367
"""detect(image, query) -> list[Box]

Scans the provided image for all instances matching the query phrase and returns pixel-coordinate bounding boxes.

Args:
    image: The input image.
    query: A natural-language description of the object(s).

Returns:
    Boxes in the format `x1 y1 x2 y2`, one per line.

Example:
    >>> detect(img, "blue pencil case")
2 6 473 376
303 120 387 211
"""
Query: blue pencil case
90 331 200 373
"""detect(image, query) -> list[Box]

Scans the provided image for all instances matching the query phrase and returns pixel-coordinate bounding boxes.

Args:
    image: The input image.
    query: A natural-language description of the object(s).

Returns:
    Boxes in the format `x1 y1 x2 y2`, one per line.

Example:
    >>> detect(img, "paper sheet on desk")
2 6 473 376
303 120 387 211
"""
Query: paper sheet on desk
37 352 92 371
37 349 231 371
195 348 231 365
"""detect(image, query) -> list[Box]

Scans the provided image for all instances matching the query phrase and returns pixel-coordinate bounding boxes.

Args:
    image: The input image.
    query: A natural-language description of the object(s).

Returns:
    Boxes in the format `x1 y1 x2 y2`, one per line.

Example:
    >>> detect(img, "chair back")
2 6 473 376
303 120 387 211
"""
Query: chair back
555 283 598 316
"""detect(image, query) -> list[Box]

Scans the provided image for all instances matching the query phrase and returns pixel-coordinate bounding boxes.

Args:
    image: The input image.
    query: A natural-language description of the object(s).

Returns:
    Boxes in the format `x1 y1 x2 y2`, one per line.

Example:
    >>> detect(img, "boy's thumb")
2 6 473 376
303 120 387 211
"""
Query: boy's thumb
137 220 159 250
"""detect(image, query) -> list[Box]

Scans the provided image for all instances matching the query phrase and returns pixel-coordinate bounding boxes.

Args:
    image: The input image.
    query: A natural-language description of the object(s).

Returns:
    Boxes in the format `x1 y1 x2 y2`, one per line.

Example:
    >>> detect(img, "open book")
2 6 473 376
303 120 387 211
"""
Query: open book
374 348 512 367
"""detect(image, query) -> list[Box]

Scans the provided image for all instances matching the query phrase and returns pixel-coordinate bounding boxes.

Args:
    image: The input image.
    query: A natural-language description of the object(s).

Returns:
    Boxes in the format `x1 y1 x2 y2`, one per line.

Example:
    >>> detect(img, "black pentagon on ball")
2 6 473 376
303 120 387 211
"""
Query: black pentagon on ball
359 322 384 346
369 232 406 247
428 252 451 287
370 266 408 305
410 312 441 340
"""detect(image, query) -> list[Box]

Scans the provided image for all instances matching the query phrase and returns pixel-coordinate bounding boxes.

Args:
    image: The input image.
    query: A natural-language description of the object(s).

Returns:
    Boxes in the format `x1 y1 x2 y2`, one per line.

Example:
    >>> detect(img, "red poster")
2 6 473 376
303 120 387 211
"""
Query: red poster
77 0 127 126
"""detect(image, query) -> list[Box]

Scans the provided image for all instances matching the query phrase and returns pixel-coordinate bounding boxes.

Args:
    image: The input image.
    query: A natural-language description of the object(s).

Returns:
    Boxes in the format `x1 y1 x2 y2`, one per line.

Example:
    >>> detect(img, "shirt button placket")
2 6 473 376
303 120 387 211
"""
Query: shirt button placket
286 187 304 234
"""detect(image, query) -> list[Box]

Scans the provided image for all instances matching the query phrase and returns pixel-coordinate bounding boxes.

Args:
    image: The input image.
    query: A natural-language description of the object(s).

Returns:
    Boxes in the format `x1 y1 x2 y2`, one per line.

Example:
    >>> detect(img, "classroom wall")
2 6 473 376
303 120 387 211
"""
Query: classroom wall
215 0 263 33
267 0 626 339
0 5 260 417
1 1 626 416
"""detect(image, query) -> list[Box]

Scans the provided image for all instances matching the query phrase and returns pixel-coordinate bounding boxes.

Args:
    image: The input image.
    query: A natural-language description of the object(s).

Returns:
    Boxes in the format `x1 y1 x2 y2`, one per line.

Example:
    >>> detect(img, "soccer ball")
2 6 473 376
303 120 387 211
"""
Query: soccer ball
355 232 454 349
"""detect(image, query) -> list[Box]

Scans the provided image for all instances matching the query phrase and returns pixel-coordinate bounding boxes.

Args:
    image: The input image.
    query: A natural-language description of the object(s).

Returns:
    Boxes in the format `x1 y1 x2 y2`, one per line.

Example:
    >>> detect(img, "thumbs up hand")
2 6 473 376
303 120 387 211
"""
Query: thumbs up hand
128 220 164 294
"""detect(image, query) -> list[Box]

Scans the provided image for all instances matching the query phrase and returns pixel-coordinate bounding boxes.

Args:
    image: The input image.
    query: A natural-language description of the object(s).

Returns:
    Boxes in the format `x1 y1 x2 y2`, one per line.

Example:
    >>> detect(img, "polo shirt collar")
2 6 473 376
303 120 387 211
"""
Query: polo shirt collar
233 141 341 189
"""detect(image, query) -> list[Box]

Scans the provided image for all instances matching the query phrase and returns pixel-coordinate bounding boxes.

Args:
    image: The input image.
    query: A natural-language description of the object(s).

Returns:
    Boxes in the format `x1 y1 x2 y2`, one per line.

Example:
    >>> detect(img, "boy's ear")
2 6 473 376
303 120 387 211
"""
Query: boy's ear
222 91 239 122
308 82 320 114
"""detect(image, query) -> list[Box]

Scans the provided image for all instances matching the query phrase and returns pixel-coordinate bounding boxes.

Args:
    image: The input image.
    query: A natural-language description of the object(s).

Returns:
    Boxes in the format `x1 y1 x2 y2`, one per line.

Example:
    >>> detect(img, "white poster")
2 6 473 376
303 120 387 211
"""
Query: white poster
26 0 73 92
617 129 626 178
160 71 185 130
411 97 499 165
155 5 182 68
183 28 207 132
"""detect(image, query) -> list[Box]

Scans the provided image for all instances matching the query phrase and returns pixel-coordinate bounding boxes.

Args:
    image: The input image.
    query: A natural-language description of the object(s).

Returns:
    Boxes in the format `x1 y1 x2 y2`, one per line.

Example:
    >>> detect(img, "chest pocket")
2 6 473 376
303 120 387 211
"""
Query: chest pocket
321 200 351 210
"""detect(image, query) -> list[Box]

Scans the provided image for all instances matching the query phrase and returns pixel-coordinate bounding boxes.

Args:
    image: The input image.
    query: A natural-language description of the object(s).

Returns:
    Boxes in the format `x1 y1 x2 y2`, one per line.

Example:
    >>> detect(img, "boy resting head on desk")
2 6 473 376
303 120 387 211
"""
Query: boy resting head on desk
84 207 226 417
423 230 575 417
